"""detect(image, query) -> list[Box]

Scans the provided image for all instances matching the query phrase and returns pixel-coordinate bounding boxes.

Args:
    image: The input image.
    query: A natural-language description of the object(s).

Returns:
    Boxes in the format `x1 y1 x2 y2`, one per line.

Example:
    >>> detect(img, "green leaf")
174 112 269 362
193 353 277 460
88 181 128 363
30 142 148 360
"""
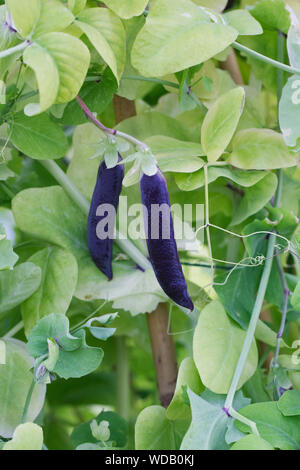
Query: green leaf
175 165 267 191
54 329 104 380
238 31 278 93
21 247 78 336
193 301 258 393
76 8 126 82
214 267 261 329
237 402 300 450
166 357 204 421
0 164 15 181
228 129 298 169
27 314 104 379
201 87 245 162
116 112 192 142
145 135 205 173
287 24 300 69
0 262 41 316
250 0 290 34
71 411 128 448
32 0 74 39
278 390 300 416
231 172 277 225
9 112 69 159
6 0 40 37
62 67 117 126
291 280 300 311
0 224 18 270
230 434 274 450
223 10 263 36
27 313 81 358
103 0 148 19
23 32 90 114
68 0 86 15
135 406 175 450
3 423 43 451
0 339 46 438
191 0 228 12
255 320 289 349
131 0 238 77
180 389 250 450
279 75 300 148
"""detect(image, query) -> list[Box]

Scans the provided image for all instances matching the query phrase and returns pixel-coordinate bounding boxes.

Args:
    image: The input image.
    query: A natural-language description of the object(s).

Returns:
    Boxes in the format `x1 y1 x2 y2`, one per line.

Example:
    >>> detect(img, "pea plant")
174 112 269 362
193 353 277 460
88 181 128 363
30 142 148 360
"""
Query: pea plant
0 0 300 452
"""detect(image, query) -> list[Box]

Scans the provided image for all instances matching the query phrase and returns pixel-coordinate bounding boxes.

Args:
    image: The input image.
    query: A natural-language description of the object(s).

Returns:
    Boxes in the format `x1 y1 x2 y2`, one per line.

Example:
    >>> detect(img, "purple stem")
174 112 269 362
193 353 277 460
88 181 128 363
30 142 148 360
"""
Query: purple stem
76 95 116 136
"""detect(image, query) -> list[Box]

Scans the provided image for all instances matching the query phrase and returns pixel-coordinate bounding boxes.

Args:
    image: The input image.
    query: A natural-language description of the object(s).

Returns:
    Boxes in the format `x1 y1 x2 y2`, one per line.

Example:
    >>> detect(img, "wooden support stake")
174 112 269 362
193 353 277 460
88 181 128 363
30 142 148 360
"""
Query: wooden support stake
221 49 244 86
113 96 178 408
147 303 178 408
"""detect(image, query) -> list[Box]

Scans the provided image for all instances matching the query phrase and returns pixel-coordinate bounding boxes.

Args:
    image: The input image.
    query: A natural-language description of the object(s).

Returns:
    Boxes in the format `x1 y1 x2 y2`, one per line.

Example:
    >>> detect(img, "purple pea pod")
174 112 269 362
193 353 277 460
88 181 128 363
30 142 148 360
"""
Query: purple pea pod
88 154 124 280
140 168 194 311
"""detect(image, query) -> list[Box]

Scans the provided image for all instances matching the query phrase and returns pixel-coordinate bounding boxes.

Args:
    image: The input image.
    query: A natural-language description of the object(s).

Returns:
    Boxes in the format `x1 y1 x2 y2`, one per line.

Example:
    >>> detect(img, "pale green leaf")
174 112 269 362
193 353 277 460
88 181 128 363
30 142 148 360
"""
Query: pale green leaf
3 423 43 451
237 402 300 450
192 0 227 12
228 129 299 169
250 0 290 34
131 0 238 77
201 87 245 162
32 0 74 38
76 8 125 82
0 339 46 438
9 112 69 159
279 75 300 148
230 434 274 450
278 390 300 416
175 165 267 192
166 357 204 421
103 0 148 19
223 10 263 36
287 24 300 69
231 172 277 225
291 280 300 310
135 406 174 450
0 263 41 315
0 224 18 271
23 32 90 113
145 135 205 173
6 0 40 37
193 301 258 393
68 0 87 15
21 247 78 336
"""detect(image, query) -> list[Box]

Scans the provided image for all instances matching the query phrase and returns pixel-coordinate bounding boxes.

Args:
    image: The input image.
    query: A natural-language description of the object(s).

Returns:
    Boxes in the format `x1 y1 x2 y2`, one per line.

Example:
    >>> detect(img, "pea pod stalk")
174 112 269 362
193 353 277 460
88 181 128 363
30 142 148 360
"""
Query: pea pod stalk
140 169 194 311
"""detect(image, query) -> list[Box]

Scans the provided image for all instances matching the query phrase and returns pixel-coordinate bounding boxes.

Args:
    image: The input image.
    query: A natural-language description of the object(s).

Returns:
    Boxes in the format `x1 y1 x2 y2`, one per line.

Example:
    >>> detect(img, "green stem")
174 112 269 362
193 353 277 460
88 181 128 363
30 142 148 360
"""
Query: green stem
122 75 179 89
3 320 24 339
0 40 29 59
39 160 151 271
76 96 149 151
122 75 206 111
233 41 300 76
116 336 130 421
229 407 259 436
224 232 278 410
21 378 35 424
224 32 286 412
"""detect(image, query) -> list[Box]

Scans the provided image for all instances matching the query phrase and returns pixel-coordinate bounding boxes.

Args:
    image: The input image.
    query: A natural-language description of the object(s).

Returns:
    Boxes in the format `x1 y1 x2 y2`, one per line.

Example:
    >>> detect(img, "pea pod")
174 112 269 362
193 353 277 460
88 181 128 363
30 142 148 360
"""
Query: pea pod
87 154 124 280
140 169 194 311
